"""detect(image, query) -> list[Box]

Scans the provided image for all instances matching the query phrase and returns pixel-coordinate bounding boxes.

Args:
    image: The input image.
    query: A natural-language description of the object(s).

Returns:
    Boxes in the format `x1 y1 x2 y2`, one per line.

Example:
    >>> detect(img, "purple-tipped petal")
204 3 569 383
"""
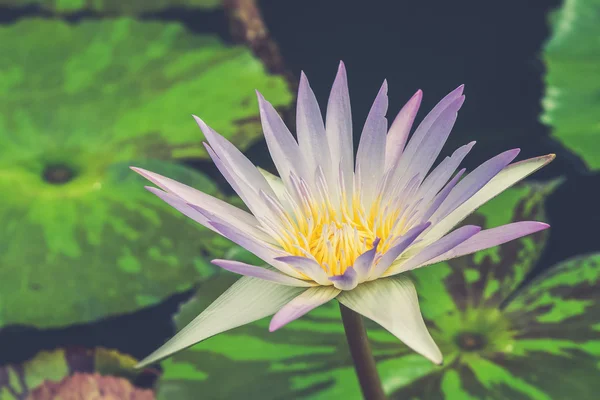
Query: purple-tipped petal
194 116 275 199
420 168 466 222
356 80 388 206
416 141 476 204
369 222 431 279
329 267 359 290
145 186 212 229
432 148 521 223
275 255 331 285
269 286 340 332
353 238 380 280
425 154 556 241
385 89 422 170
132 167 268 241
211 260 314 287
399 96 464 187
386 225 481 276
326 61 353 192
297 72 329 176
422 222 550 267
256 91 307 188
400 85 464 162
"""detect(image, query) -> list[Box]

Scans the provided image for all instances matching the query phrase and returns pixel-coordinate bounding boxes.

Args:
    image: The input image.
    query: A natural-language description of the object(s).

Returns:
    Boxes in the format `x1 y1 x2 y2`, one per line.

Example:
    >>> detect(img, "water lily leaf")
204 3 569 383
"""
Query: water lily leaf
0 0 220 14
541 0 600 170
0 17 291 328
0 347 156 399
152 182 554 399
0 18 291 162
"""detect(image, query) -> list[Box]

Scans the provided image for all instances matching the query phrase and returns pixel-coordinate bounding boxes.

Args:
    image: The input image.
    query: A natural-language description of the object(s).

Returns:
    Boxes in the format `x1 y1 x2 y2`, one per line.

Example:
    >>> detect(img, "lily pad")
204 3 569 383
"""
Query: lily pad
0 18 292 328
0 0 221 13
541 0 600 170
152 181 556 399
0 347 157 399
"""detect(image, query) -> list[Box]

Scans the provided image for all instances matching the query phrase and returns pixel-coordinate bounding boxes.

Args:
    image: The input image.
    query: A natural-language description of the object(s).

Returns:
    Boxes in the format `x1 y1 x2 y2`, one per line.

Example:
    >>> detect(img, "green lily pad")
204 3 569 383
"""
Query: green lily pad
152 181 555 399
0 0 221 13
0 347 157 399
541 0 600 170
0 18 292 328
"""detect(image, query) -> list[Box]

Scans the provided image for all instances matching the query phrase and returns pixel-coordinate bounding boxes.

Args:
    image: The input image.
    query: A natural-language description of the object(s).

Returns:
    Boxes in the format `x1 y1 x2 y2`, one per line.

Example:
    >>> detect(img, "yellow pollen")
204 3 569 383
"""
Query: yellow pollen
274 191 408 277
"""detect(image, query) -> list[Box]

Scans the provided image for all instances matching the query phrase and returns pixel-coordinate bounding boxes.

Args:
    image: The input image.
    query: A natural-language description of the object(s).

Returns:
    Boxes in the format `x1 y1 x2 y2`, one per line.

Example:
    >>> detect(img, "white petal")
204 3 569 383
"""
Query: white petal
385 90 422 171
338 276 442 364
386 225 481 276
194 116 275 199
425 154 555 242
297 72 329 178
421 221 550 267
136 276 305 367
269 286 340 331
132 167 269 242
256 92 307 188
326 61 353 196
356 80 388 206
211 259 315 287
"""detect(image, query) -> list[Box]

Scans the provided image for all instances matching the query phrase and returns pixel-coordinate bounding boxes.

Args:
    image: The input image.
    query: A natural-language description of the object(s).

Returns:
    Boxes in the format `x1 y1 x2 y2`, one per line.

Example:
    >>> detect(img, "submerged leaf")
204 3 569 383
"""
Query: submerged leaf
0 348 156 399
28 373 155 400
0 18 291 328
153 183 557 399
541 0 600 170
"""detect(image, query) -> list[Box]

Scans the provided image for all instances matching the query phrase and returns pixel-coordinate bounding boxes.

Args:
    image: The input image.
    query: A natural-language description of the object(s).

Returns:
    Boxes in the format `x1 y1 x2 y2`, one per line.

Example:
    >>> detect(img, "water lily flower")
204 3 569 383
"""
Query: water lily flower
133 62 553 368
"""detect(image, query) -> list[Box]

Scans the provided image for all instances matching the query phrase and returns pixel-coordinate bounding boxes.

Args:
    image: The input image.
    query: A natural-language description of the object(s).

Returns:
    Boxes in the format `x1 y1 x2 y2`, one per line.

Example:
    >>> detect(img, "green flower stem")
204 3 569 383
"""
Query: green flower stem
339 302 387 400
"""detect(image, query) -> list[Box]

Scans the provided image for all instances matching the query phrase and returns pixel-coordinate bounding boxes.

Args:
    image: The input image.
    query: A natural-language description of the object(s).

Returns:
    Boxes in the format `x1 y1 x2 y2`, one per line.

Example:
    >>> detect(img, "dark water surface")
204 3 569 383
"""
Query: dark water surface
0 0 598 372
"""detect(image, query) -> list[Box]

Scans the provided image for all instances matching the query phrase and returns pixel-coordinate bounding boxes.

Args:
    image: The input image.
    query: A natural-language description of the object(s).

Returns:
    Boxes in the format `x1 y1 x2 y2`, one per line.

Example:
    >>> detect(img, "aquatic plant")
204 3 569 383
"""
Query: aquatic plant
0 18 291 328
0 0 220 14
542 0 600 170
0 347 155 399
132 62 553 398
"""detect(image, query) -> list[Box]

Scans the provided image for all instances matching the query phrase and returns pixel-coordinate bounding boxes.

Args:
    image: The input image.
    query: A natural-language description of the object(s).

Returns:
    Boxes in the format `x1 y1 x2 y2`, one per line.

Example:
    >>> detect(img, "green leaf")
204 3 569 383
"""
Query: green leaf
0 347 155 399
0 18 292 328
151 182 556 399
541 0 600 170
0 18 291 162
0 0 221 13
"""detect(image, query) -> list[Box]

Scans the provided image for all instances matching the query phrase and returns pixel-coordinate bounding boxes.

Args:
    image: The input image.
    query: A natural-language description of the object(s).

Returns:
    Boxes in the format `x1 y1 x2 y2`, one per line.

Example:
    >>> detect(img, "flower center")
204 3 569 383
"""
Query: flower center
43 164 76 184
455 332 487 351
274 186 410 276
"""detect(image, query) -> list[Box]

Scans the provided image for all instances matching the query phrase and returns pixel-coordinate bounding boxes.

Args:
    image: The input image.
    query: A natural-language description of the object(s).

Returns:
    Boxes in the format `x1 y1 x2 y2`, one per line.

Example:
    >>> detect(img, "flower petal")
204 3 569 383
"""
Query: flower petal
136 276 305 367
329 267 359 290
211 259 315 287
256 91 307 188
425 154 555 241
337 275 442 364
297 72 329 178
275 255 331 286
356 80 388 206
269 286 340 332
353 238 380 280
325 61 353 195
386 225 481 276
194 116 275 200
385 89 422 171
421 221 550 267
369 222 431 279
430 148 521 224
132 167 268 241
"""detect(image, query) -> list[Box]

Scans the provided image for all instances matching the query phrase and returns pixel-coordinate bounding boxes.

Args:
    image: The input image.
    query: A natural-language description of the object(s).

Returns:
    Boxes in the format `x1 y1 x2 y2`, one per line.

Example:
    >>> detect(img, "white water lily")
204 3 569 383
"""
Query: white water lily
133 62 553 367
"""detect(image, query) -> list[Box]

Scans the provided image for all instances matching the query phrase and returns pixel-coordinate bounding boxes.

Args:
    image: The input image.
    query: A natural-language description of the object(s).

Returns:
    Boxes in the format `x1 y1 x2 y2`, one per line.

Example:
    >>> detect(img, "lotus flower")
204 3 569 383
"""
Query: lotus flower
133 62 553 367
